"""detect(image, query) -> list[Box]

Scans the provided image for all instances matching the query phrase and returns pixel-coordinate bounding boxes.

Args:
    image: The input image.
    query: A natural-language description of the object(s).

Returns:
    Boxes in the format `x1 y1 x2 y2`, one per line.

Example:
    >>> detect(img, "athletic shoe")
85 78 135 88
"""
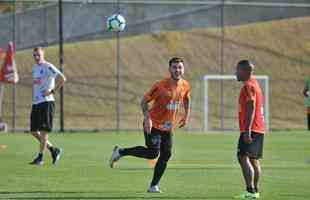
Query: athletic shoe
234 191 258 199
110 146 121 168
29 156 44 165
147 185 161 193
51 148 63 165
253 193 260 199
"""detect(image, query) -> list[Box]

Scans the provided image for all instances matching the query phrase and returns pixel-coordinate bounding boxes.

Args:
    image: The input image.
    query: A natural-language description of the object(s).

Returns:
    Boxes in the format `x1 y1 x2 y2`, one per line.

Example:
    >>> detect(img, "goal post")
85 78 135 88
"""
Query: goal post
203 75 269 132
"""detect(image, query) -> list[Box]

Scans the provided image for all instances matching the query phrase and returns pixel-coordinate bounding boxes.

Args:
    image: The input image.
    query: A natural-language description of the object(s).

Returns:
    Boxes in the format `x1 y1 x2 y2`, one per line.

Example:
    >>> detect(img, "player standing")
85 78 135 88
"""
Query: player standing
110 57 191 193
29 47 66 165
234 60 265 199
303 76 310 130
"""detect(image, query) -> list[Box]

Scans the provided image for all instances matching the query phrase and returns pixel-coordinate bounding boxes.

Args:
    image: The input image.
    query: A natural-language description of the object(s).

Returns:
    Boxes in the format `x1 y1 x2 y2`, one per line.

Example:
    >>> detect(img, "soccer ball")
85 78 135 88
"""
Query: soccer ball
107 14 126 32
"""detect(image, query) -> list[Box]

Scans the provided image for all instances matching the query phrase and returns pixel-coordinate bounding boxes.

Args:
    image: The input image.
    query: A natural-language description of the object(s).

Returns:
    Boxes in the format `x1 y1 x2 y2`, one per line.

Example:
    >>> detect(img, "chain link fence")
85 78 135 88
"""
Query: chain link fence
1 0 310 131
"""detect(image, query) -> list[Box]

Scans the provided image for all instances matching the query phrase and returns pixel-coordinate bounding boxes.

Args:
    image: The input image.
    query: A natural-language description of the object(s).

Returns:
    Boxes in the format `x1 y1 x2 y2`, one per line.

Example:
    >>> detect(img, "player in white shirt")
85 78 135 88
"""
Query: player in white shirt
29 47 66 165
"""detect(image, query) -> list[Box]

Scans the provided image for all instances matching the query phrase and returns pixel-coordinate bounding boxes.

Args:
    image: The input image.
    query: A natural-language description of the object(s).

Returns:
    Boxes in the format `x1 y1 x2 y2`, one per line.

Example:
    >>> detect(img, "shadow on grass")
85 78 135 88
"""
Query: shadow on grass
0 191 231 199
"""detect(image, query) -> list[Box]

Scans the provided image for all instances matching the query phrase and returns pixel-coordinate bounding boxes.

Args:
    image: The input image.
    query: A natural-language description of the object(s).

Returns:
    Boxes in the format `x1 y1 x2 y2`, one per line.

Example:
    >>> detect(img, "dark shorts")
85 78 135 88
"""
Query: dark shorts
30 101 55 132
237 132 264 159
144 128 173 154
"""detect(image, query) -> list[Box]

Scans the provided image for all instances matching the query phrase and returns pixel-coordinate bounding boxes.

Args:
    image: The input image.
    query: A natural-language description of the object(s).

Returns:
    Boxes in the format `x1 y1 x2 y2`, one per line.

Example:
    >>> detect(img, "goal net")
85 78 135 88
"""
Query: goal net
190 75 269 132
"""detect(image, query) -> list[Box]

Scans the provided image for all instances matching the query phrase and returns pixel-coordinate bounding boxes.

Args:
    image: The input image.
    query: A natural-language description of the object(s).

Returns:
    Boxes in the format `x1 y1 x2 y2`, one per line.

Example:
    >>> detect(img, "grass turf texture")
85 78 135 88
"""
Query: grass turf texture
0 131 309 200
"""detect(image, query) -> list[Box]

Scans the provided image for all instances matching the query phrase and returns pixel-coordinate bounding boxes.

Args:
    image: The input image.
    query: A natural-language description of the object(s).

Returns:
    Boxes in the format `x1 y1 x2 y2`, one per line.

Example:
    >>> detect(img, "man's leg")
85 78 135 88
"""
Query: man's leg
119 131 160 159
150 133 172 187
120 146 159 159
238 155 255 193
250 159 261 193
307 107 310 130
40 132 48 154
31 131 55 151
110 130 160 168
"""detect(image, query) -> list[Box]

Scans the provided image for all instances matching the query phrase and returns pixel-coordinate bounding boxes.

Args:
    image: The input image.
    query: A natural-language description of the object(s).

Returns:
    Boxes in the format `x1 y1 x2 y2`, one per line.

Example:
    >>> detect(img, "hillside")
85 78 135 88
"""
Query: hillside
2 16 310 131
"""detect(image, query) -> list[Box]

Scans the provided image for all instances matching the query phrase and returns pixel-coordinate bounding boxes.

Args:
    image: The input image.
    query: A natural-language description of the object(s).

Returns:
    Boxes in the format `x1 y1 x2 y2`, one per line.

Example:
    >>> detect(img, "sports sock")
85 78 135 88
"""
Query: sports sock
38 153 43 160
246 186 255 194
150 160 167 186
48 146 55 152
120 146 157 159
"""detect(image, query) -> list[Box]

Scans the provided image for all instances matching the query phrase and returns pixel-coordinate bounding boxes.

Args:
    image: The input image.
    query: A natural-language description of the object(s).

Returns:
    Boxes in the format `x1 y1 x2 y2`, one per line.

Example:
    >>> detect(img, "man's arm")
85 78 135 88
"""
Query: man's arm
179 95 190 128
244 99 255 143
140 97 152 134
53 73 66 93
43 73 66 96
303 81 309 98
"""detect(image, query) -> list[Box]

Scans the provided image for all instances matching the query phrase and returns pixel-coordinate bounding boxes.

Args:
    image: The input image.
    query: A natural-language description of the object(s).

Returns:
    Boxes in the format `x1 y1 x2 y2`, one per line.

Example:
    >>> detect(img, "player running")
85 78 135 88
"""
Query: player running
110 57 191 193
234 60 265 199
29 47 66 165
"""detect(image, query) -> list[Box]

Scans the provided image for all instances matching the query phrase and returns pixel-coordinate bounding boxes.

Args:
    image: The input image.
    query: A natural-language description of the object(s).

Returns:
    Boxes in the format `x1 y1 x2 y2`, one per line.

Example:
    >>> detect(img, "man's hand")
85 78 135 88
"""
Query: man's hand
143 117 152 134
243 131 252 144
178 117 188 128
42 89 53 97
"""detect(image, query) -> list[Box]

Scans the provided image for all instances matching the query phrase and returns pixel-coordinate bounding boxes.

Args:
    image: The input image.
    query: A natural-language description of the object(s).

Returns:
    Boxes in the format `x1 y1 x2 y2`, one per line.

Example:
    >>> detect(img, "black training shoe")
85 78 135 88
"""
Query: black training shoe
51 148 63 165
29 156 44 165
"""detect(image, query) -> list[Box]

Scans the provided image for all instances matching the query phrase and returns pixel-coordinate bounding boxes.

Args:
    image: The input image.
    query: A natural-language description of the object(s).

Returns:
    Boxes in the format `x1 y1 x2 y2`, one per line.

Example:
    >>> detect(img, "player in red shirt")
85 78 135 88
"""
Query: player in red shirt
109 57 190 193
235 60 265 199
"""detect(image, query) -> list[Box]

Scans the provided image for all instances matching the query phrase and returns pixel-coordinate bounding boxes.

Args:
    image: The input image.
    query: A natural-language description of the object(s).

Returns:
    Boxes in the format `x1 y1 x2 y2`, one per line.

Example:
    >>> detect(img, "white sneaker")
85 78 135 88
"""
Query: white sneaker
109 146 121 168
147 185 161 193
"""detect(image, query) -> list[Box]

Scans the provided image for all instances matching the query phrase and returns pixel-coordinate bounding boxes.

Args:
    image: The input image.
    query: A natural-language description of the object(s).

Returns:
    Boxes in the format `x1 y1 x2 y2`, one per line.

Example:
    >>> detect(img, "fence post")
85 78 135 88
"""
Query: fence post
58 0 65 132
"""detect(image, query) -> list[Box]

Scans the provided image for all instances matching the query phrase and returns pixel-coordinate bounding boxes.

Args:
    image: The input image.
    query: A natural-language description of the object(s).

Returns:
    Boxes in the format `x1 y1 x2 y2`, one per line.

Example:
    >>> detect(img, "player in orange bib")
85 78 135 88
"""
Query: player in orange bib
234 60 265 199
109 57 191 193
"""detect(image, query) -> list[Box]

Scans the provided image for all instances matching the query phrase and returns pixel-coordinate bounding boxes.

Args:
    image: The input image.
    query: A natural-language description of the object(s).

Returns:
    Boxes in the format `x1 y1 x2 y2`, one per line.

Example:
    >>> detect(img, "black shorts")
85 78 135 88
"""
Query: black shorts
144 128 173 154
237 132 264 159
30 101 55 132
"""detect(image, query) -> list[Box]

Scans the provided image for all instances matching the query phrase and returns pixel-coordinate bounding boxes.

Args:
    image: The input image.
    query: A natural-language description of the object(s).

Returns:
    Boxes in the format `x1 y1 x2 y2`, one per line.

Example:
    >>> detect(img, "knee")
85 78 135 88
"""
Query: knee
31 131 39 137
147 148 159 159
237 154 245 164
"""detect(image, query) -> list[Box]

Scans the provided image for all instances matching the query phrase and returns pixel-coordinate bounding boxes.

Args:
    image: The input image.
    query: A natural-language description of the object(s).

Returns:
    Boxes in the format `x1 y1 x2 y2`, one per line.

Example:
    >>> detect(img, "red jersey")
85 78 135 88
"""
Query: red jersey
144 77 190 132
239 76 265 134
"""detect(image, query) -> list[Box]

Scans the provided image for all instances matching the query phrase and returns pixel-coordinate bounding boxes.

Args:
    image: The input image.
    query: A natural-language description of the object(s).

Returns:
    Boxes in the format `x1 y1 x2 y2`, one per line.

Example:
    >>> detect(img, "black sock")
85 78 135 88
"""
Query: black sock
120 146 158 159
48 146 55 152
150 160 167 186
246 187 255 194
38 153 43 159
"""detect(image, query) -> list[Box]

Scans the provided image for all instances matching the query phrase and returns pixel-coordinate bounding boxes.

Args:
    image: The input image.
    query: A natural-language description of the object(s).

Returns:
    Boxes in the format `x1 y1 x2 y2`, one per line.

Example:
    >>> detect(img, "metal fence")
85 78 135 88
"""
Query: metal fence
1 0 310 132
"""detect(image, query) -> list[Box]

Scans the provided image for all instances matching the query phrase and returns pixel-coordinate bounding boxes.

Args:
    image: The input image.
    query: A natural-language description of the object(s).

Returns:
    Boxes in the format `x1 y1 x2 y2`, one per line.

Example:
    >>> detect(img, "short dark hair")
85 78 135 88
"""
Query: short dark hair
169 57 184 66
237 59 254 72
33 46 43 52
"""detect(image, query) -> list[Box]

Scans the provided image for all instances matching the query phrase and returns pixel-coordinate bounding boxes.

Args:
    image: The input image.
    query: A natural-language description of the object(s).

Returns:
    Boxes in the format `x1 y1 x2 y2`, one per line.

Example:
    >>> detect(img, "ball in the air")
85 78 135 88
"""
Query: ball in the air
107 14 126 32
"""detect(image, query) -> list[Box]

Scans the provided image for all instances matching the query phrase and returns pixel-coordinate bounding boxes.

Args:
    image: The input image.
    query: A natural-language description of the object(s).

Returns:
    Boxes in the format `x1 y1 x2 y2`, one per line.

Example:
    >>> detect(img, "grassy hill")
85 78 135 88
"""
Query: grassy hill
2 16 310 131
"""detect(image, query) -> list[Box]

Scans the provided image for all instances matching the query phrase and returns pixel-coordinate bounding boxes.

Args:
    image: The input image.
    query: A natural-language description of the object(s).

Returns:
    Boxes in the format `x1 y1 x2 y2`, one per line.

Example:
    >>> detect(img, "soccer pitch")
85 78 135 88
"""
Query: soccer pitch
0 131 309 200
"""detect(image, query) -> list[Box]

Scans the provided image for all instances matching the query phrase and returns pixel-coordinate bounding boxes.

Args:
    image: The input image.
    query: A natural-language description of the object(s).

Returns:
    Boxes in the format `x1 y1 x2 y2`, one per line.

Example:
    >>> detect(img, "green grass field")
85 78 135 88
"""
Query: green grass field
0 131 309 200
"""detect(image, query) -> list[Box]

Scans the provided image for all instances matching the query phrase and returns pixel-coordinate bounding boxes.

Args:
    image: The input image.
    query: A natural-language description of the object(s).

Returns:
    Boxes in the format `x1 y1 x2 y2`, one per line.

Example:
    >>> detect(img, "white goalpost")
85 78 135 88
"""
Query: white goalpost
203 75 269 132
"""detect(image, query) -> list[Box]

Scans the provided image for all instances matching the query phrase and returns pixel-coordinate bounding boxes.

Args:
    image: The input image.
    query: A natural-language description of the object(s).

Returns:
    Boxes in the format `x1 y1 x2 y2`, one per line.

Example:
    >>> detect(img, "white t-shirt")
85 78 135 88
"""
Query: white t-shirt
32 61 63 105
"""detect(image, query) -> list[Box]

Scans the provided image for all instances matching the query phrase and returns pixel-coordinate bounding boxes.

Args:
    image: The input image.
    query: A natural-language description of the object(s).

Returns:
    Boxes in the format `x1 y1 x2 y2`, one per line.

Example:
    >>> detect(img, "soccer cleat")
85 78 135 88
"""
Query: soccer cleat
147 185 161 193
234 191 258 199
253 193 260 199
109 146 121 168
51 148 63 165
29 156 44 165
